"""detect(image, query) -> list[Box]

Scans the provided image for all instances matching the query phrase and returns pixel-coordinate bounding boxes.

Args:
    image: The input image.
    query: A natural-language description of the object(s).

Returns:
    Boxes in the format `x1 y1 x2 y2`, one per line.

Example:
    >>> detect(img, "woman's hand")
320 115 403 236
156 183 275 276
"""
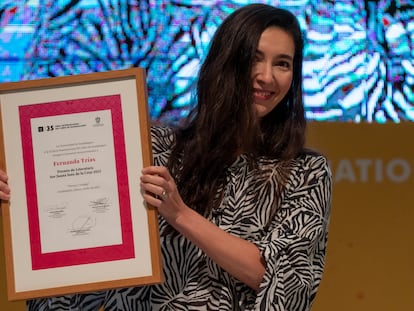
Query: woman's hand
140 166 188 225
140 165 265 290
0 170 10 201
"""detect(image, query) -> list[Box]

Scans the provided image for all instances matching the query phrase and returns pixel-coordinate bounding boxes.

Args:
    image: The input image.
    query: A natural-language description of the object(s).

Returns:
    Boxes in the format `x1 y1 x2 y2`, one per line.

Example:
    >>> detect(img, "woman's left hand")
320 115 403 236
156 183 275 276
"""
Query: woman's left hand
140 166 188 224
0 170 10 201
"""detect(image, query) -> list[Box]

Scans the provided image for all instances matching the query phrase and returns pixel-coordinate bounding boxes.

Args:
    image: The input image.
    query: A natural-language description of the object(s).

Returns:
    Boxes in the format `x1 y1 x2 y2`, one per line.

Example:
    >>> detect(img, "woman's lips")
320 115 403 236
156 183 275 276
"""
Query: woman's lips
253 89 274 100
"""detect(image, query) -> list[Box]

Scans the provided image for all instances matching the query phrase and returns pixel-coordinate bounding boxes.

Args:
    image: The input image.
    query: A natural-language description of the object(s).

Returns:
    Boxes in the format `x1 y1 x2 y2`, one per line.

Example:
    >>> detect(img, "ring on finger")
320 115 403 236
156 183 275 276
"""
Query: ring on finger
160 189 168 201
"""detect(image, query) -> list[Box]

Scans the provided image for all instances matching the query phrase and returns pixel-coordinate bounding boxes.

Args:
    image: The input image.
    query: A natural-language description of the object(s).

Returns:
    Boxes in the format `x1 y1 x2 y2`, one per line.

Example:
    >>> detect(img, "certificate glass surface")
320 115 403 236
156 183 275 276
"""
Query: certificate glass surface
0 68 162 300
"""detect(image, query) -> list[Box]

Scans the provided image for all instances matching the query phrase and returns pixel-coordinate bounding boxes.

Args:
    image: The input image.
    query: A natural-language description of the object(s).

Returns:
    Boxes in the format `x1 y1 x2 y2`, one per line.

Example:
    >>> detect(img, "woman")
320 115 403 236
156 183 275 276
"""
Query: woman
0 4 332 310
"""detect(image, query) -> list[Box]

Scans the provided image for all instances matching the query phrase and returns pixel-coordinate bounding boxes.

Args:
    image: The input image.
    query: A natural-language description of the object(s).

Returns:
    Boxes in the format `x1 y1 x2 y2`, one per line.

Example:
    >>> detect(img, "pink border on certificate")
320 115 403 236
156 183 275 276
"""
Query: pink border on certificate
19 94 135 270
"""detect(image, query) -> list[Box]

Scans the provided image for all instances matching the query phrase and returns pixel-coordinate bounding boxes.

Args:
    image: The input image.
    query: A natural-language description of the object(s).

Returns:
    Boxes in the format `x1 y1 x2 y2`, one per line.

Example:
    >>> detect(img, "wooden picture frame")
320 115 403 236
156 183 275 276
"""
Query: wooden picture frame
0 68 163 300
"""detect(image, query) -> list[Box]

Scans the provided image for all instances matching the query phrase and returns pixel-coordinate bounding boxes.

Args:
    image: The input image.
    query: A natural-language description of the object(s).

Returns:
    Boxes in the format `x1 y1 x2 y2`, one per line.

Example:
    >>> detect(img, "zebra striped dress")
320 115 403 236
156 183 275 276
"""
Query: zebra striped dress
27 126 332 311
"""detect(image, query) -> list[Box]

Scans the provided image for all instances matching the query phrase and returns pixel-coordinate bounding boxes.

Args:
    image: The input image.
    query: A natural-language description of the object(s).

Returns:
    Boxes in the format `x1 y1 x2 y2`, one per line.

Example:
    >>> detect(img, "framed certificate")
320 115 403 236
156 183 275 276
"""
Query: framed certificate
0 68 163 300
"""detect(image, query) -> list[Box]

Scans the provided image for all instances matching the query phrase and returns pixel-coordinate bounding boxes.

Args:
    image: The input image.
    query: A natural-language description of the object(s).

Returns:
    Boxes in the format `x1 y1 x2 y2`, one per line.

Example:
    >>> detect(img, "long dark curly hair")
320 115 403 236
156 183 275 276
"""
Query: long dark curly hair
167 4 306 216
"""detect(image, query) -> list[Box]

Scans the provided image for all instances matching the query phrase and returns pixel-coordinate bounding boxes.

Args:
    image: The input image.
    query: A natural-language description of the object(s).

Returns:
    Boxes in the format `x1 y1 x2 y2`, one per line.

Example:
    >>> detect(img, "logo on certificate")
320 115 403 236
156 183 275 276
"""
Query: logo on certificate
93 116 104 127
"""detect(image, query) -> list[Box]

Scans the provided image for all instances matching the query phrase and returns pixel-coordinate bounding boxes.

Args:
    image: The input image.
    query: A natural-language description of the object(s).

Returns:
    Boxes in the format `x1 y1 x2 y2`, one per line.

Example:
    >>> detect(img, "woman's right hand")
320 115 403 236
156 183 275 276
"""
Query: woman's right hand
0 170 10 200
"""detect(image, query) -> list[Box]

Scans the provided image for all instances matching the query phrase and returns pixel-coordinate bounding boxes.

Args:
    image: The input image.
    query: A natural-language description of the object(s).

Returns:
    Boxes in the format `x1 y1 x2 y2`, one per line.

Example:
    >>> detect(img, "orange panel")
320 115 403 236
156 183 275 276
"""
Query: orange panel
308 122 414 311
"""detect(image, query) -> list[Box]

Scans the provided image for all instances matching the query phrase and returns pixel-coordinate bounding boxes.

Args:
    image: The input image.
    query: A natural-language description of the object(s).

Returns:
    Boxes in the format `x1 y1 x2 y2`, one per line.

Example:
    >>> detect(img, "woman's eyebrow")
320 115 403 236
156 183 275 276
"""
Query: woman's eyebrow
255 50 294 61
278 54 294 61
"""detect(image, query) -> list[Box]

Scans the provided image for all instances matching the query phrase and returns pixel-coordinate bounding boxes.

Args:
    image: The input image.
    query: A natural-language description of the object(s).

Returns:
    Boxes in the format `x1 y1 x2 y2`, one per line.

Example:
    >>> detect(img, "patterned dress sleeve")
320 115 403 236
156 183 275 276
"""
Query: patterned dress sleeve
150 126 175 166
253 154 332 311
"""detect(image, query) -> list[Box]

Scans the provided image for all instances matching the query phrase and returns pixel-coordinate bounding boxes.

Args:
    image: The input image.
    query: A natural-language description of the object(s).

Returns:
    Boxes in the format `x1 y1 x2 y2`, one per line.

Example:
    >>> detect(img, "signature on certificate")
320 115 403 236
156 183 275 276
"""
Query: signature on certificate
45 202 68 219
70 215 96 236
89 197 111 213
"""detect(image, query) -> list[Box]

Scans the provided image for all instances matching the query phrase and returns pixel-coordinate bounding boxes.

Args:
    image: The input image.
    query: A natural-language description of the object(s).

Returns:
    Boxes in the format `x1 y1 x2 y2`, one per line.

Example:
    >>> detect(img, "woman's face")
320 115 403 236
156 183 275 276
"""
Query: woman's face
251 27 295 118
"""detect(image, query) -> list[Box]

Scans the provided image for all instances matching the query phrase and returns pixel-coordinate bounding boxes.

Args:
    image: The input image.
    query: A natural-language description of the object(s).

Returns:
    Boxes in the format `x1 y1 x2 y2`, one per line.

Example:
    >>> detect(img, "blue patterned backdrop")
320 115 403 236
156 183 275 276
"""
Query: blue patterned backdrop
0 0 413 124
